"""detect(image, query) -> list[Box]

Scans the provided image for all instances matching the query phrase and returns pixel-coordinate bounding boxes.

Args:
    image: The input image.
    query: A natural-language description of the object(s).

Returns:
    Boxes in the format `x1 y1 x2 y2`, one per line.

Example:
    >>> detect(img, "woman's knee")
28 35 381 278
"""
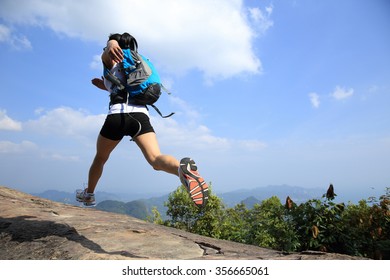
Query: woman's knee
148 154 179 175
93 152 110 165
148 155 162 171
94 134 120 165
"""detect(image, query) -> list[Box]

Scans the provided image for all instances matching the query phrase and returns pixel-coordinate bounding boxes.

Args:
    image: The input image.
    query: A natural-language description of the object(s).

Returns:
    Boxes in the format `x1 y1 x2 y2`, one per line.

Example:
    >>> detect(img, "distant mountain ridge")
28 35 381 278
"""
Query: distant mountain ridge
31 189 129 205
218 184 324 207
96 196 168 220
32 185 324 219
31 189 169 220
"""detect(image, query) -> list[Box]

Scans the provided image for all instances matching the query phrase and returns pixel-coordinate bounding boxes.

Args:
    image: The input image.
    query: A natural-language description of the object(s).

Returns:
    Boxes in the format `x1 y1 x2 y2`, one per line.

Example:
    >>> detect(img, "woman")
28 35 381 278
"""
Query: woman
76 33 209 208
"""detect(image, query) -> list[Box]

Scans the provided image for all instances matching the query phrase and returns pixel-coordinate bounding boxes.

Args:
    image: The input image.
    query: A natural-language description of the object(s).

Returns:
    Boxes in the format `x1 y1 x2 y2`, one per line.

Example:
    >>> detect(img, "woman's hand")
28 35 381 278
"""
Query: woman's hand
106 39 123 63
91 77 107 91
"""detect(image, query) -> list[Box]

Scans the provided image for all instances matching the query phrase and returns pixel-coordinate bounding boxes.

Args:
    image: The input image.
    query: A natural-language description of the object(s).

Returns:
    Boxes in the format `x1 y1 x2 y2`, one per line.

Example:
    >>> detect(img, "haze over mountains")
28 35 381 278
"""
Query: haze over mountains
30 184 382 220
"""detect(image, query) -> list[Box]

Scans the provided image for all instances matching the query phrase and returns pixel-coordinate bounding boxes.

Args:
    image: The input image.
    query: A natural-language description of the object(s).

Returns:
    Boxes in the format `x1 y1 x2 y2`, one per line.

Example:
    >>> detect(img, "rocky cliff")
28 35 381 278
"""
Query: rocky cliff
0 186 365 260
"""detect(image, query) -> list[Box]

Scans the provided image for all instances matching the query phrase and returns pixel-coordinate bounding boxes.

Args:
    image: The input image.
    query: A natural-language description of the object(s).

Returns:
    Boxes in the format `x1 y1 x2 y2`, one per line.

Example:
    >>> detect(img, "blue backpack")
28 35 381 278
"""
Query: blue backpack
103 37 174 118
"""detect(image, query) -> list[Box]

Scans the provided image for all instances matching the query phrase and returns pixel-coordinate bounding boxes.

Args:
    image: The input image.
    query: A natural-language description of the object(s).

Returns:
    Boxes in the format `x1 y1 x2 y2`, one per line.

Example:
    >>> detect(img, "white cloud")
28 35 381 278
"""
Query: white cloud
0 24 31 50
248 4 274 35
1 107 101 160
151 116 231 151
20 105 243 153
169 96 201 121
151 98 266 153
309 92 320 108
90 55 102 70
0 103 268 194
331 86 354 100
21 104 242 154
25 107 105 139
0 140 37 153
45 153 80 162
0 24 10 40
0 0 272 81
238 139 267 151
0 109 22 131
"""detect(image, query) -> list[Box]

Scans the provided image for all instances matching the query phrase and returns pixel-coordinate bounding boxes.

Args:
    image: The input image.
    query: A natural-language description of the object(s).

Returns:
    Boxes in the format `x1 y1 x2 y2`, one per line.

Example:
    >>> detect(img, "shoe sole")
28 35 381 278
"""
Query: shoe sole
180 158 209 208
81 203 96 207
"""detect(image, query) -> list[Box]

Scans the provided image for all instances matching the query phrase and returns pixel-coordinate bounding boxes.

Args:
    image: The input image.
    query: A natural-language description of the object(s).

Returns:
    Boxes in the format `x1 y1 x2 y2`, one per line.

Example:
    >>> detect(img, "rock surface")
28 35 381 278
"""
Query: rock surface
0 186 365 260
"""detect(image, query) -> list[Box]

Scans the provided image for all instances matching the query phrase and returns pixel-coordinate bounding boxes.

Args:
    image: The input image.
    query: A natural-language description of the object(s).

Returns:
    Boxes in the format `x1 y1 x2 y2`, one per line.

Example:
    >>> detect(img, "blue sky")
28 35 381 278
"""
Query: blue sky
0 0 389 201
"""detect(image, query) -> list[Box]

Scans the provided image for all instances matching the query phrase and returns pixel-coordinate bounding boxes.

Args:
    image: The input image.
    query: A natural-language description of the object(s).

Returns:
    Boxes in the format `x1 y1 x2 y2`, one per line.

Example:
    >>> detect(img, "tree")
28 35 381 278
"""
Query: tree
246 196 300 251
165 185 198 231
289 190 345 253
220 203 250 243
158 183 390 259
164 183 225 238
340 188 390 259
146 206 164 225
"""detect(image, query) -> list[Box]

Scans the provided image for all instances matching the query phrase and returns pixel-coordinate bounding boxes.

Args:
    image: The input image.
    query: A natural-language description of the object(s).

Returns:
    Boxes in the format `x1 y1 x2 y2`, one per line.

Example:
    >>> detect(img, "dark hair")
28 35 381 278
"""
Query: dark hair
108 32 137 50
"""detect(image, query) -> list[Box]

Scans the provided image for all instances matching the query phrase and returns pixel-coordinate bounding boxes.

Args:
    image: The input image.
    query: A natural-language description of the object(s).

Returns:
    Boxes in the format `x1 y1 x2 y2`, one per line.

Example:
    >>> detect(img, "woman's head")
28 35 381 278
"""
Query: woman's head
108 32 137 50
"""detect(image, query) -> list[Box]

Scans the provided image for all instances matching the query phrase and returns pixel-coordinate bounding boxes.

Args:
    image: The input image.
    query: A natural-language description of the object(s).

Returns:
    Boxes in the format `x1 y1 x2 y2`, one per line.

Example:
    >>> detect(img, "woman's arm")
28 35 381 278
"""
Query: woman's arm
101 39 123 69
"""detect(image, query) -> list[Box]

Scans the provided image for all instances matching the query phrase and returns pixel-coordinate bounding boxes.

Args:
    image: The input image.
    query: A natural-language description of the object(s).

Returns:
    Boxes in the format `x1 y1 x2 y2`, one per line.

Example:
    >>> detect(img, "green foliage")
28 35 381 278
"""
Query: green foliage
289 195 345 252
191 190 225 238
339 189 390 259
163 183 225 238
220 203 250 243
157 184 390 259
286 187 390 258
97 200 128 214
146 206 164 225
164 184 198 230
246 196 300 251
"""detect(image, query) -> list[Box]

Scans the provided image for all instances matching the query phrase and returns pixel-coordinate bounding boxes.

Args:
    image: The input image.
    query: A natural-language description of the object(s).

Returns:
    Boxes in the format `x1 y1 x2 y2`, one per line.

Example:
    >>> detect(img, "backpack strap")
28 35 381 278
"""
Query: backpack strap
161 83 172 95
103 65 125 92
155 84 174 117
150 104 175 118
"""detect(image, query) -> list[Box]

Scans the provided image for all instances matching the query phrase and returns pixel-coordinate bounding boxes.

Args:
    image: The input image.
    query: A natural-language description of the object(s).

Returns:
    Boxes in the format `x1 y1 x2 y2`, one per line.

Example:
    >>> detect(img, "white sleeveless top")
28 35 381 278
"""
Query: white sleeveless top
103 63 149 115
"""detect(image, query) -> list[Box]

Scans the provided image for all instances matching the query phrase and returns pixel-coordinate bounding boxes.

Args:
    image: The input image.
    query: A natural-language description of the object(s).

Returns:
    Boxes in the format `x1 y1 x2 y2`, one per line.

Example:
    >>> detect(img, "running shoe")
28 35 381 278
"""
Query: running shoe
76 188 96 207
179 157 209 208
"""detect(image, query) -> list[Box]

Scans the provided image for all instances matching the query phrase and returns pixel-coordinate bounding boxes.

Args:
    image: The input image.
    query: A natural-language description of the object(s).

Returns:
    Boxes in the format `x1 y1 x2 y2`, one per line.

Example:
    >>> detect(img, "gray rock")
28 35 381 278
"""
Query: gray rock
0 186 365 260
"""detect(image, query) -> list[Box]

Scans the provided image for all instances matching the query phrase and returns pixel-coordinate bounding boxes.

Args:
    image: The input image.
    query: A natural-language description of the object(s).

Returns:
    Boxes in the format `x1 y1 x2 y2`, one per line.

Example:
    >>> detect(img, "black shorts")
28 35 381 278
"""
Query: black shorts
99 113 155 141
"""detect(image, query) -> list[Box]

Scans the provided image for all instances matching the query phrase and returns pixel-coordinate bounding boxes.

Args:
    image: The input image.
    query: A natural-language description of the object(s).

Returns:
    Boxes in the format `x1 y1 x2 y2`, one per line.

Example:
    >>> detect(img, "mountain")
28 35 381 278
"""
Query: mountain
240 196 261 208
31 189 169 220
218 184 324 207
31 190 76 205
32 185 325 218
97 185 320 218
96 197 168 220
31 189 136 206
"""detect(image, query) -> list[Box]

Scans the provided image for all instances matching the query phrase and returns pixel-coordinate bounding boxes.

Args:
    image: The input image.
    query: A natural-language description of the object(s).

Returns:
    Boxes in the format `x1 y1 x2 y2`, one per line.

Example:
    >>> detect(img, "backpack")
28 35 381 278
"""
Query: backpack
103 37 174 118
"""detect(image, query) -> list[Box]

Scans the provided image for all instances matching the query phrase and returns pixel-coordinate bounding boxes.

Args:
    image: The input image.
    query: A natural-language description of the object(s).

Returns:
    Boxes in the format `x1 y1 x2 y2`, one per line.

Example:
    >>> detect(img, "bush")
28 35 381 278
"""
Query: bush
164 184 225 238
154 184 390 259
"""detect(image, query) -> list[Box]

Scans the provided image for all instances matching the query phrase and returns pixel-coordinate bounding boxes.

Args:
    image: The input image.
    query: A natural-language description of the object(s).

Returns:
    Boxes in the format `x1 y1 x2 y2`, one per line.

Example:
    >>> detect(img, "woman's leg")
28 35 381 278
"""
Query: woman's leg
87 134 121 193
135 131 209 208
134 132 179 176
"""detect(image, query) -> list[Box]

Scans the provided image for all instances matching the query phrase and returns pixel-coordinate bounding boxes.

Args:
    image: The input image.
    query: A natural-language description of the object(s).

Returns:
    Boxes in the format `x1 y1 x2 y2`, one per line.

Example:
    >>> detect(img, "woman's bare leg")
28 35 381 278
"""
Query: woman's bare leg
135 132 209 208
87 134 121 193
134 132 179 176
